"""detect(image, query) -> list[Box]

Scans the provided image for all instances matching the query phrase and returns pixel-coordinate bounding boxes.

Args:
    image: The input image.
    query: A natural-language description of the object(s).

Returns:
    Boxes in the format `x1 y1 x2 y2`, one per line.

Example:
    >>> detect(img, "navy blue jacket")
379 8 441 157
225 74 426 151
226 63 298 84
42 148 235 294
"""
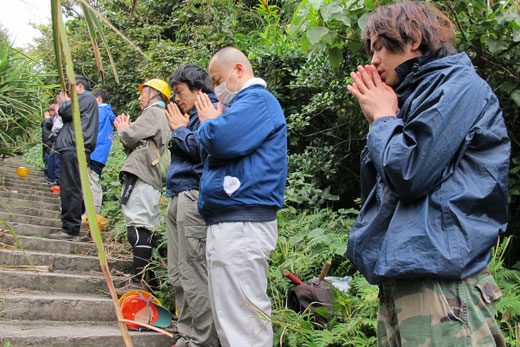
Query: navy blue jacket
197 83 287 225
165 94 218 198
347 53 510 285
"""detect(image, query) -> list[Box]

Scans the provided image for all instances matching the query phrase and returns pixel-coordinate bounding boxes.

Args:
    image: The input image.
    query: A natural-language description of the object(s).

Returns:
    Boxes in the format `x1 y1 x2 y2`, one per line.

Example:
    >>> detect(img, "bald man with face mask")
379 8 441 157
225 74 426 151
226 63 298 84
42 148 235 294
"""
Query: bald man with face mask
194 47 287 347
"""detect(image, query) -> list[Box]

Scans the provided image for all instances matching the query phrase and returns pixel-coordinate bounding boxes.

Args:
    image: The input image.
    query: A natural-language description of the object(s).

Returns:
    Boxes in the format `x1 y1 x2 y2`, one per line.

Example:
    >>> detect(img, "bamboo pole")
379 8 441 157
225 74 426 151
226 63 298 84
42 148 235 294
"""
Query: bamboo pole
51 1 133 345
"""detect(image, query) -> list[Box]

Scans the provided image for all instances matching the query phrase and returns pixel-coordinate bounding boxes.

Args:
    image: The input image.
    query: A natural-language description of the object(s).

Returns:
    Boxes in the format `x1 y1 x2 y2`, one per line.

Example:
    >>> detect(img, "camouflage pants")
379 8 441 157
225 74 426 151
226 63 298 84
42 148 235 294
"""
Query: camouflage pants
377 268 506 347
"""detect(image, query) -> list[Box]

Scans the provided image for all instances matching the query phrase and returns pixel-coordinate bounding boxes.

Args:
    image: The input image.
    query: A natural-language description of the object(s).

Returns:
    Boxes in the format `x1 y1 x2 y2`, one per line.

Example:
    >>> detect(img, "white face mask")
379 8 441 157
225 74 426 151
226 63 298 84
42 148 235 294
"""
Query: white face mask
214 68 239 105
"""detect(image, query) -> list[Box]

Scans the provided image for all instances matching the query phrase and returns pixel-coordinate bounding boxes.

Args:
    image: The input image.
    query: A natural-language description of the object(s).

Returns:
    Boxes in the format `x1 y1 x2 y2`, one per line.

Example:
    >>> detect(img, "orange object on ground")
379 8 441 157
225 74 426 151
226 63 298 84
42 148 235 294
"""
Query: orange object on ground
17 167 29 177
119 290 171 330
118 290 161 306
82 214 108 232
50 185 60 194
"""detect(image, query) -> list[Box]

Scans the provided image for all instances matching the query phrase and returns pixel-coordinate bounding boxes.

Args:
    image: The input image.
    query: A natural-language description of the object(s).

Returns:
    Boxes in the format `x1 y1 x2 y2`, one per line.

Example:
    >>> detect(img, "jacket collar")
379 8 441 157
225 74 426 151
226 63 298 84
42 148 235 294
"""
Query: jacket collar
394 53 471 106
228 83 266 107
394 55 436 85
145 101 165 110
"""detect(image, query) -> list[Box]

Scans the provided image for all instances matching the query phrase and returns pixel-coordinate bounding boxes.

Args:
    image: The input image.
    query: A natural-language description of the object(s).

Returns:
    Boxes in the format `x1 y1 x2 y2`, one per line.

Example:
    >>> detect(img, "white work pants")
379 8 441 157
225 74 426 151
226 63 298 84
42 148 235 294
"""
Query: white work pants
206 220 278 347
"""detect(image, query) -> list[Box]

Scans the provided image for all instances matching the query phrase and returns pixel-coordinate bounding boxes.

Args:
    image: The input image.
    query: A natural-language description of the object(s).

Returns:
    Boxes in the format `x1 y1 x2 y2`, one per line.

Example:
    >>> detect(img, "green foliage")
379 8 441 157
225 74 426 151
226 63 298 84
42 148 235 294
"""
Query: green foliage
21 127 45 169
266 206 379 347
285 172 339 209
269 207 356 310
290 0 389 69
271 273 379 346
489 236 520 343
0 38 54 157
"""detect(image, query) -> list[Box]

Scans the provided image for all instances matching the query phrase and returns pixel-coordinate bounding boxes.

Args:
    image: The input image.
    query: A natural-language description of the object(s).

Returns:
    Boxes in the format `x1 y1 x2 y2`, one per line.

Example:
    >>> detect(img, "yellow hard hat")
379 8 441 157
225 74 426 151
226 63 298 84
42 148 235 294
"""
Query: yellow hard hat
139 79 171 101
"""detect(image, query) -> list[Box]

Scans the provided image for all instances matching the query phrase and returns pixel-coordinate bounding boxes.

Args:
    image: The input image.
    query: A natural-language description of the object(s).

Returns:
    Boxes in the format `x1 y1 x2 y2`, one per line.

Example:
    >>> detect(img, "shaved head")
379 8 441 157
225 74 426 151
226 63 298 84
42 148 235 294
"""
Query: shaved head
208 47 255 96
210 46 253 73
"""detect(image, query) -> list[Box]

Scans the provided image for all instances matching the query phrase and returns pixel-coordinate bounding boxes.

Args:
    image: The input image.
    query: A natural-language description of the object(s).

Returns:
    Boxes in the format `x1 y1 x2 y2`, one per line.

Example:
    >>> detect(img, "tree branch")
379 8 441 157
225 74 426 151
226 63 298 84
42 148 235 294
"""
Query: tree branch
442 0 469 42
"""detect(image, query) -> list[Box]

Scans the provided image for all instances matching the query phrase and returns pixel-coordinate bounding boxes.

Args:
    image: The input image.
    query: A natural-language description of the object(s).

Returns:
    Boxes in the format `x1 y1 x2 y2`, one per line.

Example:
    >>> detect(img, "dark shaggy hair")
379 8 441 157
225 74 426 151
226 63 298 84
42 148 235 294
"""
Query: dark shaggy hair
91 88 108 103
362 1 457 58
75 75 92 91
168 64 214 94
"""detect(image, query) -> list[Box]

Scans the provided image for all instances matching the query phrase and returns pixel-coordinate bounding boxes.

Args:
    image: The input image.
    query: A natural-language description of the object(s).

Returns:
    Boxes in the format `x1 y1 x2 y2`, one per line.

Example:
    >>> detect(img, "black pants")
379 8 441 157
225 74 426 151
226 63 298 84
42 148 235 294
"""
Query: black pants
42 146 51 176
89 159 105 177
60 150 90 236
127 226 154 282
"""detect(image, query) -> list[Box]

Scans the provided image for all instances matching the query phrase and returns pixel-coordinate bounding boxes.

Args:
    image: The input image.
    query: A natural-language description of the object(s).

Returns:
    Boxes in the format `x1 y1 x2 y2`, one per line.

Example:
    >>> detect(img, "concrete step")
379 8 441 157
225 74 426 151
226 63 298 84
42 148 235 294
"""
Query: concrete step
1 234 98 255
7 233 124 257
0 179 57 193
0 168 46 181
0 157 173 346
0 158 42 168
1 172 52 183
0 195 60 212
0 205 61 220
0 221 60 237
1 222 111 245
0 211 62 229
0 249 133 274
0 320 173 347
0 269 128 294
0 184 57 197
1 221 99 241
0 190 60 204
0 163 44 173
0 175 48 187
0 292 117 321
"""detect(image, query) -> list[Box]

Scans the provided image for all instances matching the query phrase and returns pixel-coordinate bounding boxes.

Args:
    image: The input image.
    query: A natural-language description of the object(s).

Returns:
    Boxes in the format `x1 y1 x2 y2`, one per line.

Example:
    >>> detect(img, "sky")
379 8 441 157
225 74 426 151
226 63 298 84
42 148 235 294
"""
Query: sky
0 0 52 48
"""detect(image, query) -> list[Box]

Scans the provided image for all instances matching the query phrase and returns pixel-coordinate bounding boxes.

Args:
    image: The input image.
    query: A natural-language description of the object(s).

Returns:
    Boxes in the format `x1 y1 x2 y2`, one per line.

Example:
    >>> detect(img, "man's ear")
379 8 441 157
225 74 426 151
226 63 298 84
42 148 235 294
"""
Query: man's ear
76 83 85 93
235 63 245 78
410 32 422 52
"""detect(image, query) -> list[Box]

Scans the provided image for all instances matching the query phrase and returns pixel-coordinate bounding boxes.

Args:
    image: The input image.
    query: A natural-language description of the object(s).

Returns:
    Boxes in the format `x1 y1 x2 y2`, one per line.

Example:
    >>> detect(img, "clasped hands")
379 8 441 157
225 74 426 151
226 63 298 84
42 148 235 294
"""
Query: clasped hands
194 92 223 123
56 91 70 104
164 92 223 129
347 64 398 128
114 113 132 131
165 103 189 131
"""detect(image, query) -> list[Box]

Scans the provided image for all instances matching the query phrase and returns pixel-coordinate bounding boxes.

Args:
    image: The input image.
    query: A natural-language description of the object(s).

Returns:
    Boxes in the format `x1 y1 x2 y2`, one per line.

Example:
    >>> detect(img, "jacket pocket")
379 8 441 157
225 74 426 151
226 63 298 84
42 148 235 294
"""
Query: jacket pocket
201 165 227 203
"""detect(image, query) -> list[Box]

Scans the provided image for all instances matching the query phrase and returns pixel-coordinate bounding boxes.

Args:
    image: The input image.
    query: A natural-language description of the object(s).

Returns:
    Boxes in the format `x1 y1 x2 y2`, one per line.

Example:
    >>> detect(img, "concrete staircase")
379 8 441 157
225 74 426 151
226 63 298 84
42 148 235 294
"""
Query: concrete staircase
0 157 172 347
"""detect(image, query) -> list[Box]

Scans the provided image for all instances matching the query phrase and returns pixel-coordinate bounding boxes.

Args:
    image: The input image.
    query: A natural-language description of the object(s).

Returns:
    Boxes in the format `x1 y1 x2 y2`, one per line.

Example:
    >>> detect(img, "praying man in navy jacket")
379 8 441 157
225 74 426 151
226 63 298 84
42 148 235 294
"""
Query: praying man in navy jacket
195 46 287 347
164 64 219 347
